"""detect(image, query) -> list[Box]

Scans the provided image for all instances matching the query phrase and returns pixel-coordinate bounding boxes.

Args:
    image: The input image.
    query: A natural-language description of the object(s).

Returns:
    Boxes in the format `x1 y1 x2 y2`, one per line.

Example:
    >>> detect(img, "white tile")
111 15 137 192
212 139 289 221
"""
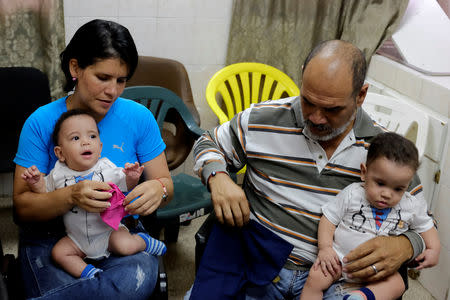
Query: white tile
118 17 157 57
192 0 233 19
64 17 79 45
64 0 119 17
418 245 450 300
65 17 122 45
420 79 450 117
153 19 195 64
185 64 224 130
118 0 158 17
443 144 450 188
191 20 230 65
157 0 196 18
367 55 384 81
371 56 398 90
434 185 450 249
394 66 423 102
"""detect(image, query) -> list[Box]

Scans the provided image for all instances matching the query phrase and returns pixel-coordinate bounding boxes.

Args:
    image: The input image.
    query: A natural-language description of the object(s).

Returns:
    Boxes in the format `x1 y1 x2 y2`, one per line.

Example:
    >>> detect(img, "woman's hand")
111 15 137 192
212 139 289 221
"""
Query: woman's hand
70 180 112 213
122 179 165 216
122 153 173 216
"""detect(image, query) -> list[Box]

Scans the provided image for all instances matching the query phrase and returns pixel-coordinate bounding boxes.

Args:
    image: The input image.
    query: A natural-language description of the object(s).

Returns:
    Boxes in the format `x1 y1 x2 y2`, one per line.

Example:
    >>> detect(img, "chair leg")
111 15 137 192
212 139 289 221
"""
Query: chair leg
148 256 168 300
163 219 180 243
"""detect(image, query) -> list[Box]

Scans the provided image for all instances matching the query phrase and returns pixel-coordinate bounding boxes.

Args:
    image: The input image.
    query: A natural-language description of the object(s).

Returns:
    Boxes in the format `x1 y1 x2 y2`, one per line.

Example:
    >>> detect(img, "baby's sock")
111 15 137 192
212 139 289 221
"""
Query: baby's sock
80 264 103 279
343 287 375 300
137 232 167 255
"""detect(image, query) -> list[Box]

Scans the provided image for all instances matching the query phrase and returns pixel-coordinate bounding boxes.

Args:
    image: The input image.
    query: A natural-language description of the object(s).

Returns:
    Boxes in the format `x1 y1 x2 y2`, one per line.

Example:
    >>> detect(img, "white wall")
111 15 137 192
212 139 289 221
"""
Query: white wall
64 0 233 131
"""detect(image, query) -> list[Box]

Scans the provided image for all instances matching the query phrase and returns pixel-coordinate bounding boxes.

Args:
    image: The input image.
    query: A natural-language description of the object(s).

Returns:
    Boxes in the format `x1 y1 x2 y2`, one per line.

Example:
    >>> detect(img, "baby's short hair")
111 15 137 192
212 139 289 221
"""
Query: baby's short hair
52 109 99 146
366 132 419 171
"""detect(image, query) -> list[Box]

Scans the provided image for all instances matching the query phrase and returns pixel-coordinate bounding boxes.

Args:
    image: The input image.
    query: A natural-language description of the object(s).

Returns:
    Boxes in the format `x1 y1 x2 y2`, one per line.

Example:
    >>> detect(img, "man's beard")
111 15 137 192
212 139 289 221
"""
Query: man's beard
303 110 356 142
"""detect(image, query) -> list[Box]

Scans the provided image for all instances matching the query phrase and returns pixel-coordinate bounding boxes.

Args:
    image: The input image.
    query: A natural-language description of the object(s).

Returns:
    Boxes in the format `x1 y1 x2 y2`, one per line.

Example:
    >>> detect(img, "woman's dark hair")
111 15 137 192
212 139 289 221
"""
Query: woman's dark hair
366 132 419 172
60 19 138 92
52 109 99 146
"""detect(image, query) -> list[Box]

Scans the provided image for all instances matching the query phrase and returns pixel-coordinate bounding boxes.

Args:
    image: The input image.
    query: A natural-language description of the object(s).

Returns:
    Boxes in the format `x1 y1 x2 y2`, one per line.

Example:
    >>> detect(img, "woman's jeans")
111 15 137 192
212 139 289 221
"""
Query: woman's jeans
19 221 158 300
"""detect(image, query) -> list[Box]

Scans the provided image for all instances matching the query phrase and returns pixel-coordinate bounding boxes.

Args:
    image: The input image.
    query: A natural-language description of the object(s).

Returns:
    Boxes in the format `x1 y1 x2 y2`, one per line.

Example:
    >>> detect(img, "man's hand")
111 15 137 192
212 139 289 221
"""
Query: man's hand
343 235 412 282
209 172 250 227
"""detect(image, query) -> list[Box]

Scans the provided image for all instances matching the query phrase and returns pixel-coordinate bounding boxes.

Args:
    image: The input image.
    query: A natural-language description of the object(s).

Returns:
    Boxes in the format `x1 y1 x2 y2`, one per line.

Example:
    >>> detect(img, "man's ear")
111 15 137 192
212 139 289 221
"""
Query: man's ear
360 162 367 181
356 83 369 107
54 146 65 162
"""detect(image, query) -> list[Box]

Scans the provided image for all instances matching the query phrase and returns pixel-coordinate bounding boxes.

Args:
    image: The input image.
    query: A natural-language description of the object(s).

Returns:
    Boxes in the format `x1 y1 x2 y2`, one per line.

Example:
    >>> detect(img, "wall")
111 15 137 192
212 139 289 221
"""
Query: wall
64 0 232 132
367 54 450 300
64 0 233 175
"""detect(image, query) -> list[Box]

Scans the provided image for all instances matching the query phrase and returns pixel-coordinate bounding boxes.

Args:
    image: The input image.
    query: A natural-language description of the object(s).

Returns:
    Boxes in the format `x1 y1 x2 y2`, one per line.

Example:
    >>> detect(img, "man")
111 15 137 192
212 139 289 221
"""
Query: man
193 40 424 299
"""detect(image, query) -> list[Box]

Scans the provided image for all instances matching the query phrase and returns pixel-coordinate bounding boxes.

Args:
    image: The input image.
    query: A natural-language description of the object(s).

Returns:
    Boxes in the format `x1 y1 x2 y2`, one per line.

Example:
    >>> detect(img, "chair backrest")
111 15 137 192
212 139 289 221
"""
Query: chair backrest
121 86 204 171
127 56 200 125
362 92 429 159
126 56 200 170
206 62 300 124
0 67 51 173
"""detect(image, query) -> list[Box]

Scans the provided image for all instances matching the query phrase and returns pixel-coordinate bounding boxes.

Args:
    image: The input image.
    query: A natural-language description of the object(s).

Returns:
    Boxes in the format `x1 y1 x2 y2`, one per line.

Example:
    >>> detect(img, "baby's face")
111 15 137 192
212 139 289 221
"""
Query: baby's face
361 157 415 209
55 114 102 171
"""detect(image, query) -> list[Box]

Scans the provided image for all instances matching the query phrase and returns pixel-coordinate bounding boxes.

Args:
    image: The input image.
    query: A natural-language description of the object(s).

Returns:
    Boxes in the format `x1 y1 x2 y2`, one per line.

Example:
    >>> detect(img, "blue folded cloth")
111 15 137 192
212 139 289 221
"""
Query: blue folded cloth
190 220 294 300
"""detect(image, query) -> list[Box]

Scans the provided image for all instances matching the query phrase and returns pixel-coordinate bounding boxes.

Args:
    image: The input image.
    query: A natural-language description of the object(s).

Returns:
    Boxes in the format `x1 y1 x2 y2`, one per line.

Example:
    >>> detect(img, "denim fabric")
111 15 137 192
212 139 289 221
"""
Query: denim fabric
184 267 353 300
19 221 158 300
190 221 293 300
244 267 348 300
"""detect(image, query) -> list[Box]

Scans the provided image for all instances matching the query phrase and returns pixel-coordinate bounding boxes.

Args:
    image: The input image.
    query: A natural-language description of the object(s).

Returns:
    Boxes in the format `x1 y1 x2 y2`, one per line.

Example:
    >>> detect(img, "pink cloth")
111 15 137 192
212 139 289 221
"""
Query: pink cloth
100 182 127 230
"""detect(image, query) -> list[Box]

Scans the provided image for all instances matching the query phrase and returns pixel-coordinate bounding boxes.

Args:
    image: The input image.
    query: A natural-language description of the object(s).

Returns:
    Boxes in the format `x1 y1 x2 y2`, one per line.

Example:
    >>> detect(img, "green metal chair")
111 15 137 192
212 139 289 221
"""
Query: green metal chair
121 86 212 241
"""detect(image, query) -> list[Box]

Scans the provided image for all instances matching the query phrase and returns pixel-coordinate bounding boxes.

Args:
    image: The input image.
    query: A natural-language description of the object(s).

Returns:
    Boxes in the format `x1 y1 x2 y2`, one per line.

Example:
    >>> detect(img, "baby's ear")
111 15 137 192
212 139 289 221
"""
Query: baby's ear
54 146 65 162
360 163 367 181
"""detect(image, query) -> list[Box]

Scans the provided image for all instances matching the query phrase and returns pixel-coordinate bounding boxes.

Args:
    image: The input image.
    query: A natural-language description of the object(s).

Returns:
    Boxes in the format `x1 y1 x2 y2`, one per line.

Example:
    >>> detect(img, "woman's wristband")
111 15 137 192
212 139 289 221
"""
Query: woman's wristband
155 178 168 202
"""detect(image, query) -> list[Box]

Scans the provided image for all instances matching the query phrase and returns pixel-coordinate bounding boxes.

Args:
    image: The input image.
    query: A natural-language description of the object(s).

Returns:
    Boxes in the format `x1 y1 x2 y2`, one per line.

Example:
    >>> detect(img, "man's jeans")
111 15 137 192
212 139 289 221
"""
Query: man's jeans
245 267 350 299
185 267 353 299
19 221 158 299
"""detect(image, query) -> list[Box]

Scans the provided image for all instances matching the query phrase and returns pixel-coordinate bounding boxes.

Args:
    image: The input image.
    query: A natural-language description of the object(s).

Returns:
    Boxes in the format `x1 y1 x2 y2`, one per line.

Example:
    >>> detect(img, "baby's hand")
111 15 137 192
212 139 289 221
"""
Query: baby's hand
415 249 440 270
123 162 144 180
21 165 42 185
314 247 341 278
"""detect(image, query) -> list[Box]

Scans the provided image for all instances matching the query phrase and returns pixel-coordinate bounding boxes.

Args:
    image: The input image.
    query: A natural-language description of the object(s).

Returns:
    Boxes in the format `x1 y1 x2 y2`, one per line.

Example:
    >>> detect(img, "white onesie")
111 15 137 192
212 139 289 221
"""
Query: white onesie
45 158 128 259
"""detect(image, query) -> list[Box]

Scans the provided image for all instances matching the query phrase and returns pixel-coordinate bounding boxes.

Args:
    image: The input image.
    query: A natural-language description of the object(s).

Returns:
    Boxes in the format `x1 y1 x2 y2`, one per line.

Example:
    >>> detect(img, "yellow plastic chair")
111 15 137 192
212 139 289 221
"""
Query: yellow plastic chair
206 62 300 174
206 62 300 125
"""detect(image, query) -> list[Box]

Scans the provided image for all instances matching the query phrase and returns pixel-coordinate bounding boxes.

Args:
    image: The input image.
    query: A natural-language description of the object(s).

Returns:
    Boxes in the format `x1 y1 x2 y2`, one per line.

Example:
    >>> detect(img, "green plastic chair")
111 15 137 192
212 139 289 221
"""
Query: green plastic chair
121 86 212 242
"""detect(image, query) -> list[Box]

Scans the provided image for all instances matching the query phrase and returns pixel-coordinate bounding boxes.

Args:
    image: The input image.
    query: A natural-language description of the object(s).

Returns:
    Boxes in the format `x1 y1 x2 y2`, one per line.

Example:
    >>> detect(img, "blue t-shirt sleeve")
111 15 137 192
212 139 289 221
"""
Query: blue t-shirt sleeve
13 104 63 174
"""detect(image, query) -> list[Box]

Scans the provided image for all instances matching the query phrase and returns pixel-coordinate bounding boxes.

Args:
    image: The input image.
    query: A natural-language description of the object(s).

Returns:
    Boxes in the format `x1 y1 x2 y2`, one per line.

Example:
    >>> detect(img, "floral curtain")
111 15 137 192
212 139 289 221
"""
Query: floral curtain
226 0 409 87
0 0 65 99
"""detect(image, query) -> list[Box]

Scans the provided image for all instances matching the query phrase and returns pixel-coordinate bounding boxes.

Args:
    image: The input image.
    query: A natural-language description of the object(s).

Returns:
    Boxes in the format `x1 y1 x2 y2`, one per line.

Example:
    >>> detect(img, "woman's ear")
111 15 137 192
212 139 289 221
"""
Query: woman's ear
360 163 367 181
54 146 65 162
69 58 80 79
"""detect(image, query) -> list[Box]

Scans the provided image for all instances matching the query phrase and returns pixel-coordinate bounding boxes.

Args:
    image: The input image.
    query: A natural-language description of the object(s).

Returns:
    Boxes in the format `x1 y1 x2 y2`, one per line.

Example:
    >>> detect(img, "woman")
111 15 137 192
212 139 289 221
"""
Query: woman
13 19 173 299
